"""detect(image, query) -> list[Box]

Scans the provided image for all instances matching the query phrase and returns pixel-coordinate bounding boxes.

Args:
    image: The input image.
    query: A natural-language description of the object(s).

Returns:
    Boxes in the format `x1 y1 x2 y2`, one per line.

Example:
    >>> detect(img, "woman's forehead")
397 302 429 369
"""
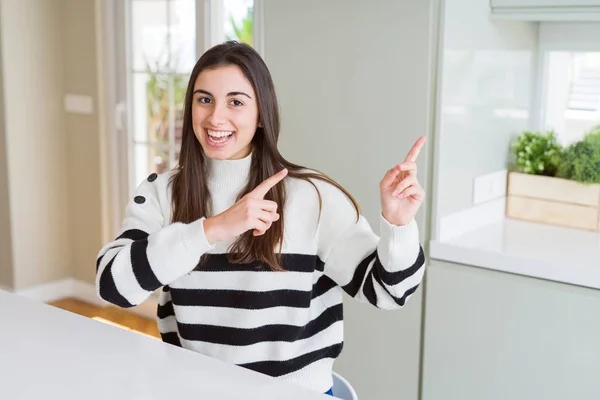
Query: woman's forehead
194 65 254 95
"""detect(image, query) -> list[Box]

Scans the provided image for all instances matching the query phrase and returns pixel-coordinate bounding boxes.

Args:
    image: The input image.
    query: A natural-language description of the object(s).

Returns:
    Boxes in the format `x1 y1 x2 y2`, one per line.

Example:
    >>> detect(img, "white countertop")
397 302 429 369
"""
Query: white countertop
0 290 330 400
429 218 600 290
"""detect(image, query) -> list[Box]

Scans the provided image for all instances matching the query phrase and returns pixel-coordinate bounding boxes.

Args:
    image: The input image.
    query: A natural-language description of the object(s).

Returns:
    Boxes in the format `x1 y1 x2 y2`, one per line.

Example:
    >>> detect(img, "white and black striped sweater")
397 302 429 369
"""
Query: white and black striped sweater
95 153 425 393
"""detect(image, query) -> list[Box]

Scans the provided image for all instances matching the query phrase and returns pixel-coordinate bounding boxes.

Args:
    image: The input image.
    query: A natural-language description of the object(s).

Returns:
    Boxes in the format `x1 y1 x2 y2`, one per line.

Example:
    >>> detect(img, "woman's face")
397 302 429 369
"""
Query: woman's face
192 65 260 160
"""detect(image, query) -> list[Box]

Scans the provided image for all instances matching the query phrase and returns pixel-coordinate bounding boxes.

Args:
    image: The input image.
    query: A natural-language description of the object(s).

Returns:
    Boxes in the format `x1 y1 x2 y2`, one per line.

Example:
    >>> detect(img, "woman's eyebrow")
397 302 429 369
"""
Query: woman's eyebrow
193 89 252 99
228 91 252 99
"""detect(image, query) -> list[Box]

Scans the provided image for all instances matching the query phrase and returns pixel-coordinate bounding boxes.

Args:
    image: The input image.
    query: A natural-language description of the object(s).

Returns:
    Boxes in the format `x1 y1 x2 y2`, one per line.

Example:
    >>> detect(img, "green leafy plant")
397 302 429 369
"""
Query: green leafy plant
225 6 253 45
143 49 188 173
556 129 600 184
512 130 562 176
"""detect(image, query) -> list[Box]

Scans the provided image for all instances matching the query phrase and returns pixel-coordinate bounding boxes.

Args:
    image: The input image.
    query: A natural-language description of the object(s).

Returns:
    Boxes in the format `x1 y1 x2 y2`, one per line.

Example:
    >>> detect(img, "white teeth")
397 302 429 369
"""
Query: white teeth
207 129 234 138
209 136 228 143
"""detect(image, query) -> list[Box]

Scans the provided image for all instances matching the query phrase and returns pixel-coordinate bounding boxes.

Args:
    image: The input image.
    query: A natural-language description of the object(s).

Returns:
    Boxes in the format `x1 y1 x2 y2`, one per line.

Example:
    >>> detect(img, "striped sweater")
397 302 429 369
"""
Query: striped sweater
95 153 425 393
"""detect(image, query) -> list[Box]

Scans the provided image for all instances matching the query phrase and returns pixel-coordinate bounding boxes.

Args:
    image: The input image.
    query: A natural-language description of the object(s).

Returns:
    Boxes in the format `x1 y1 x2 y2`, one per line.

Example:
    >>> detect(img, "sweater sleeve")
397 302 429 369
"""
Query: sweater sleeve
95 175 215 308
316 182 425 310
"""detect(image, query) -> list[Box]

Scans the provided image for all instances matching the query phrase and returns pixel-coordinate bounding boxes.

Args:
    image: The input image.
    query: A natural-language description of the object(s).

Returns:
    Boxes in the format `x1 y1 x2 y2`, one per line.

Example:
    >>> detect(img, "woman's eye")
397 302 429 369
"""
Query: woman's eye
198 97 212 104
230 99 243 107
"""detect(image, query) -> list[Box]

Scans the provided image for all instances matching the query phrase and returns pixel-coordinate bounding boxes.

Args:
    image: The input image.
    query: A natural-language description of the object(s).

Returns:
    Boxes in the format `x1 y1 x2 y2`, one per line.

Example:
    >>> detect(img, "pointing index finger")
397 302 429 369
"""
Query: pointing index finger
251 168 288 198
404 136 427 163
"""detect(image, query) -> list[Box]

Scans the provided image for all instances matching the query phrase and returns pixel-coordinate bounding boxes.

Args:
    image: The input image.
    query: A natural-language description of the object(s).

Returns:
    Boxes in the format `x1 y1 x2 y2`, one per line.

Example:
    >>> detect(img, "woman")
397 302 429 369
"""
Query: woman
96 41 426 396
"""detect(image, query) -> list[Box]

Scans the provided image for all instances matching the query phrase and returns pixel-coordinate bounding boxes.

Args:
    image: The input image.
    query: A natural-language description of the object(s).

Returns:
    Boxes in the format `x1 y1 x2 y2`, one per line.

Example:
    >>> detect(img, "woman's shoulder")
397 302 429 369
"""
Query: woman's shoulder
285 168 351 201
130 170 177 206
285 168 360 227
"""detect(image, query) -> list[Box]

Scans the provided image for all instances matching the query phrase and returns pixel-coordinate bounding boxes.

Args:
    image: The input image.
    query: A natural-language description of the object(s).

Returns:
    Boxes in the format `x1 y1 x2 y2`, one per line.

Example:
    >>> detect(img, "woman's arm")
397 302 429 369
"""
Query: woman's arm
318 136 427 309
316 183 425 309
95 175 215 308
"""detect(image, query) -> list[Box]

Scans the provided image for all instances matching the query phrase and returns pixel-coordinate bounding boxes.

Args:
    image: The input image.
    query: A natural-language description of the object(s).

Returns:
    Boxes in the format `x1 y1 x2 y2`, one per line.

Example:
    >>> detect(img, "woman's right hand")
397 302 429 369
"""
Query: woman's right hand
203 169 288 244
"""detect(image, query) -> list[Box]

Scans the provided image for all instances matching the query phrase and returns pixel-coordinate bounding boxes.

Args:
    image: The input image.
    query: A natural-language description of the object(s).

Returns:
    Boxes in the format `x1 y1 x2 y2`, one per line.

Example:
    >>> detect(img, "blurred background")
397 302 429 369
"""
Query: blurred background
0 0 599 399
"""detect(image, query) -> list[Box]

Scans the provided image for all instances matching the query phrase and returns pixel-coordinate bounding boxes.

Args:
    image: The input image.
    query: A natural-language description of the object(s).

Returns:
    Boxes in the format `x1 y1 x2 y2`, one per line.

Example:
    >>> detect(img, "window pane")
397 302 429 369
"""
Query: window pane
133 144 170 187
173 147 181 169
224 0 253 46
133 72 169 145
169 73 188 169
128 0 193 197
131 0 169 72
169 0 196 73
132 72 188 147
174 73 187 148
542 52 600 146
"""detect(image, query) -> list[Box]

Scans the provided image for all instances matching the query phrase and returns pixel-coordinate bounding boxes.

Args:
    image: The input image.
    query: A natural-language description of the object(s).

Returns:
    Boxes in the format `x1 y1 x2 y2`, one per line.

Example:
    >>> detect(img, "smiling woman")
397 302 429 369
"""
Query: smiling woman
96 41 426 397
191 65 259 160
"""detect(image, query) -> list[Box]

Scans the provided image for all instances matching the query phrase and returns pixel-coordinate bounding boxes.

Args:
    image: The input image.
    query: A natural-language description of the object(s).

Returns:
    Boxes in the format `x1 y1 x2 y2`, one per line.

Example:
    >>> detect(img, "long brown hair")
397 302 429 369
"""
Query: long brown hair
170 41 359 271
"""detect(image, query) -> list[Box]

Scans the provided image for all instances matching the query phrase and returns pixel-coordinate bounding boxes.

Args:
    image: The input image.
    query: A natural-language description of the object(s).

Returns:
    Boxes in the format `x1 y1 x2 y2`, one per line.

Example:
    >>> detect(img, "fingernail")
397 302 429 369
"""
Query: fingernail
398 193 407 198
392 191 398 197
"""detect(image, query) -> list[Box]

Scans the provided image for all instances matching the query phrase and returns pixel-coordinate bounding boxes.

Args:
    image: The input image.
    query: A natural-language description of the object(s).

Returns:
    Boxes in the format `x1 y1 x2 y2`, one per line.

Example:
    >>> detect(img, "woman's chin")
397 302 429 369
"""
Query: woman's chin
201 145 251 161
205 152 230 160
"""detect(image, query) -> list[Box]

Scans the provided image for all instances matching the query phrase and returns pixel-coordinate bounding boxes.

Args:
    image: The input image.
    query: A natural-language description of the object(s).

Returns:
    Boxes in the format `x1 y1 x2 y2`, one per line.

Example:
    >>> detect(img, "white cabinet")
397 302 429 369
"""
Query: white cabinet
422 260 600 400
492 0 600 6
490 0 600 20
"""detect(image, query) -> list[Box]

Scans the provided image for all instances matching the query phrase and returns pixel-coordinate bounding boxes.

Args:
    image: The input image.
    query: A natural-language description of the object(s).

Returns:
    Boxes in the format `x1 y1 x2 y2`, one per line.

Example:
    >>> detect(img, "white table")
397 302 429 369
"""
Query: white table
0 290 330 399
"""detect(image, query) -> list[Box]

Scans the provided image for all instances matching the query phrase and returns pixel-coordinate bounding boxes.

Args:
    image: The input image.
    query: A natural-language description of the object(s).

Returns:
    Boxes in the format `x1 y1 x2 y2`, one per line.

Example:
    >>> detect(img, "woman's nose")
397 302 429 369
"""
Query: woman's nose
208 104 227 126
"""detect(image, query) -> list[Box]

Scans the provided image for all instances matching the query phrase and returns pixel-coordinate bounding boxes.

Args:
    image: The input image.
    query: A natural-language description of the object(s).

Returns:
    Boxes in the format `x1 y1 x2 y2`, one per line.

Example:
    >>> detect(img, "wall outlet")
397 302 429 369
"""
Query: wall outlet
473 169 507 205
64 94 94 114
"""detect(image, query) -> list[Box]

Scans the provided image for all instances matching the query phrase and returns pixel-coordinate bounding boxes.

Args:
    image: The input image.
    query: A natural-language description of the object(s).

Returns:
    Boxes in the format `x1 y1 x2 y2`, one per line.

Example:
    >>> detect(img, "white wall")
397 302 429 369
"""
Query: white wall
0 11 13 289
0 0 71 290
62 0 103 286
264 1 439 399
433 0 538 224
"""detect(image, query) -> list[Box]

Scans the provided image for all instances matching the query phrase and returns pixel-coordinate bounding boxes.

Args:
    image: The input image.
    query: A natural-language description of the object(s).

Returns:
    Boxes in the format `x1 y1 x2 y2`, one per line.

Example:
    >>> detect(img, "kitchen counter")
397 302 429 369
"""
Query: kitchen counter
0 290 330 400
429 218 600 290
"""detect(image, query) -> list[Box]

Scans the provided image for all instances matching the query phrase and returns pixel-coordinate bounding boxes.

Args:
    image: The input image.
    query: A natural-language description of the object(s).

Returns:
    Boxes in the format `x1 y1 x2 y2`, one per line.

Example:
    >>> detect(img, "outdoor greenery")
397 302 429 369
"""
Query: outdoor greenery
144 56 187 172
225 6 253 45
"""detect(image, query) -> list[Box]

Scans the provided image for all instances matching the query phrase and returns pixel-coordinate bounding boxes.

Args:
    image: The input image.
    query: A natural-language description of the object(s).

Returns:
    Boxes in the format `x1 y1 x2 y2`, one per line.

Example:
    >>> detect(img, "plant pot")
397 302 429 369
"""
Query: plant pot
506 172 600 231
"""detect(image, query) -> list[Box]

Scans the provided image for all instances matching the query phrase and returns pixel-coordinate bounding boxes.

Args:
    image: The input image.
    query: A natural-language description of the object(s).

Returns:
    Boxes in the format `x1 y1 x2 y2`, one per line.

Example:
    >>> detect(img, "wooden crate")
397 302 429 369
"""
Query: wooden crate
506 172 600 231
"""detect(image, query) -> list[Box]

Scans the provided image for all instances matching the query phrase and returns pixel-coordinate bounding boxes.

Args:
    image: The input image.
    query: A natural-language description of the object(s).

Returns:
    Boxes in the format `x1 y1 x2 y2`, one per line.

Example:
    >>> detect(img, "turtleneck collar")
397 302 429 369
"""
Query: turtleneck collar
205 152 252 190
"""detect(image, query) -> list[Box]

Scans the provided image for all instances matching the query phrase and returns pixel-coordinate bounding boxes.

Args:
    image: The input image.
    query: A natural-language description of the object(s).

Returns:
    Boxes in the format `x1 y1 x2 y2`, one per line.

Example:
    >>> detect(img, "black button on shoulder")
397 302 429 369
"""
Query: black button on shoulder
134 195 146 204
147 173 158 182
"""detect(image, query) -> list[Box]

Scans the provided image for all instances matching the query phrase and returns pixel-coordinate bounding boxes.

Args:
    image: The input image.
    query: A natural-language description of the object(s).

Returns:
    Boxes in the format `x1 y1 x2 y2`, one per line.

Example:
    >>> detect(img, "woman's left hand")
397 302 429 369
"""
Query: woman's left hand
380 136 427 226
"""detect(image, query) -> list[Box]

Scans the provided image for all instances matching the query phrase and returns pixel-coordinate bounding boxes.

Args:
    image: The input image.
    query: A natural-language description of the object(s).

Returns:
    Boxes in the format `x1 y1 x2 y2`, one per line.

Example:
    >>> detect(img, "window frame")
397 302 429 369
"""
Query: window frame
533 22 600 137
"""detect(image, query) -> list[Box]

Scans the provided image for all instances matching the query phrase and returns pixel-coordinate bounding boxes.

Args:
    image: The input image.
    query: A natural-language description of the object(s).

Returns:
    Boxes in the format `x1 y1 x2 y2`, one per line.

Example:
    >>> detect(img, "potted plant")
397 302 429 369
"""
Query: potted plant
506 128 600 231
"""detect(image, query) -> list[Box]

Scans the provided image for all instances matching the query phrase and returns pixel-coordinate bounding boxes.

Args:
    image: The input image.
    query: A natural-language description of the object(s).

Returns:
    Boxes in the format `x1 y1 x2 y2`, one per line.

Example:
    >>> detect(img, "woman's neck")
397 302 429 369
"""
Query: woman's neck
205 152 252 191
